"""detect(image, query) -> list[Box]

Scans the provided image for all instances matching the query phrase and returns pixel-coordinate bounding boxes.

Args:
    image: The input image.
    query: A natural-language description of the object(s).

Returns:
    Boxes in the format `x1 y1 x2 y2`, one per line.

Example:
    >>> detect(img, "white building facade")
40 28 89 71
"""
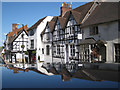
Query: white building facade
27 16 53 65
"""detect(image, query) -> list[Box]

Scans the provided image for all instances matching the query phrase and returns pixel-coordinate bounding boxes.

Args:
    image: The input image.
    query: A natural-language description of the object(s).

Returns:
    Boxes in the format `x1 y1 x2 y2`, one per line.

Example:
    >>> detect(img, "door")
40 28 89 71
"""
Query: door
115 44 120 63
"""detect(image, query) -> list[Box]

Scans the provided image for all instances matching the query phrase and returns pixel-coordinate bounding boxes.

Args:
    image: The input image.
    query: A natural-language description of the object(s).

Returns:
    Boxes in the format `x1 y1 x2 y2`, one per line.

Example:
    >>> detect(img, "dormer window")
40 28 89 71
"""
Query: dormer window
30 30 34 36
67 14 76 26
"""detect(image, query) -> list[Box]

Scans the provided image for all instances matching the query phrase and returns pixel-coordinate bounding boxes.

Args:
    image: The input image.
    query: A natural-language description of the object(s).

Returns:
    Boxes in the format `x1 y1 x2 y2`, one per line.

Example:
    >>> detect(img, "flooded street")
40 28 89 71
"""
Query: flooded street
0 58 119 88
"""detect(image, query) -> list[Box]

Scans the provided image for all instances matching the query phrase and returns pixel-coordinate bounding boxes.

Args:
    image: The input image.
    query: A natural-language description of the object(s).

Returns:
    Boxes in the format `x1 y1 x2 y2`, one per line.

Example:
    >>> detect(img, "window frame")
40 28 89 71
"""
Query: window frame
114 44 120 63
46 45 50 55
31 39 34 49
90 25 99 35
30 30 34 36
70 44 75 56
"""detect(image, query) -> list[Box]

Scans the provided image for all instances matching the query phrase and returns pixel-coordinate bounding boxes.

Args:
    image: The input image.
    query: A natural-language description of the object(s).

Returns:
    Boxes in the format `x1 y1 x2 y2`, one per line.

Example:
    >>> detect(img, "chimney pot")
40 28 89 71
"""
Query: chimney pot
60 2 72 17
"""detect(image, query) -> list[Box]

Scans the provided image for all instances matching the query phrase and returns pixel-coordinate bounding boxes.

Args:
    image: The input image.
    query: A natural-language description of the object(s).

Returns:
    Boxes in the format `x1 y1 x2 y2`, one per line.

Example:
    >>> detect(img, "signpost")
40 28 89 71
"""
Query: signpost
77 34 82 40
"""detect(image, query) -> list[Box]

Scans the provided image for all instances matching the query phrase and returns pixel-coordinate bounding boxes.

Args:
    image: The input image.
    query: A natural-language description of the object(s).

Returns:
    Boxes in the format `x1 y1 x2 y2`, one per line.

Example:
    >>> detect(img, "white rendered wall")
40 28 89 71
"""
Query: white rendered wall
82 21 119 63
28 28 37 50
36 16 53 64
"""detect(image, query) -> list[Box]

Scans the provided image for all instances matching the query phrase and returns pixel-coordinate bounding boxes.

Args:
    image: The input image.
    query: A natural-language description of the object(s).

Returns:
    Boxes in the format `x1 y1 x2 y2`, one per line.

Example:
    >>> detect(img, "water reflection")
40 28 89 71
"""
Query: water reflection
4 62 119 82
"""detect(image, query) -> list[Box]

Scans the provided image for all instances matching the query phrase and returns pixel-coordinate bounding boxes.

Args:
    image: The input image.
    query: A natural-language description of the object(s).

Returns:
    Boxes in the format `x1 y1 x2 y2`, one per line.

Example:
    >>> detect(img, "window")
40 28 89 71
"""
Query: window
46 45 50 55
67 14 76 26
30 30 34 36
57 30 59 38
31 40 34 49
46 33 50 41
115 44 120 63
21 34 24 38
79 45 90 62
57 45 60 55
55 20 61 40
53 46 56 56
70 45 75 56
42 48 44 54
90 26 99 35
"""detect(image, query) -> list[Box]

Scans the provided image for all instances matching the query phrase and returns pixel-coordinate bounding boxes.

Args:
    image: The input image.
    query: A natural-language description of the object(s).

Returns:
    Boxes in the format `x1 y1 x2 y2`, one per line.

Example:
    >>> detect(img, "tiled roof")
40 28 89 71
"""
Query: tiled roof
48 17 67 33
8 25 28 44
81 2 119 27
73 2 94 14
63 2 94 25
41 16 58 35
27 16 47 31
41 2 94 35
8 25 28 38
58 17 66 29
79 38 96 45
48 21 56 32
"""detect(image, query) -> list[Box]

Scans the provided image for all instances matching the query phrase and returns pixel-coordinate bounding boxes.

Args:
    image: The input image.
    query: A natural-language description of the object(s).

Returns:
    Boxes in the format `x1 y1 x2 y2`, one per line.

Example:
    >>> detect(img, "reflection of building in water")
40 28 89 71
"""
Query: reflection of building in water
5 63 119 82
37 63 54 76
42 63 120 82
7 64 29 74
13 63 36 69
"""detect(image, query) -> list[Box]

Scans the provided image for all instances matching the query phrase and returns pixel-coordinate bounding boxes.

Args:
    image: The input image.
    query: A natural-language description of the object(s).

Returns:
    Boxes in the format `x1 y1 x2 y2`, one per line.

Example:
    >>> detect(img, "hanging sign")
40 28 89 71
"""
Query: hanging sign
77 34 82 39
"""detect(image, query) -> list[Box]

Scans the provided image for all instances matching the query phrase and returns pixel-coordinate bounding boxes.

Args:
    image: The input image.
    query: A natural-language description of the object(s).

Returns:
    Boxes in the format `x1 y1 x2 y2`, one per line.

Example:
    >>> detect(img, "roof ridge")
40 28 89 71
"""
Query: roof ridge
73 2 93 11
28 16 47 30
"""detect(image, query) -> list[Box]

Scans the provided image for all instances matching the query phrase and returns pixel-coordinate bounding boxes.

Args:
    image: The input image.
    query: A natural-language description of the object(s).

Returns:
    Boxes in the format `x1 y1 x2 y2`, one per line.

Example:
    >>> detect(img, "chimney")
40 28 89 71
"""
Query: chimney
12 24 18 32
60 2 72 17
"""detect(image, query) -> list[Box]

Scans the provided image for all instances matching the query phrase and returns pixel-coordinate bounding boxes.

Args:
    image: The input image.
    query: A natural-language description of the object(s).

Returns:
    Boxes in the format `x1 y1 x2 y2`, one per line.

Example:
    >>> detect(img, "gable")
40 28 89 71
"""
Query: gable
45 23 50 33
55 19 61 30
13 30 28 42
67 14 77 27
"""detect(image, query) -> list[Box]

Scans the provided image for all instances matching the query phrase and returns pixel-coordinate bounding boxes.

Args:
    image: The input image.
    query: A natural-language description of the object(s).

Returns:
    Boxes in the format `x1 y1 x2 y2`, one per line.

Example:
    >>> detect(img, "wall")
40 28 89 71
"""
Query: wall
28 28 37 50
82 21 119 63
36 16 53 64
13 31 28 52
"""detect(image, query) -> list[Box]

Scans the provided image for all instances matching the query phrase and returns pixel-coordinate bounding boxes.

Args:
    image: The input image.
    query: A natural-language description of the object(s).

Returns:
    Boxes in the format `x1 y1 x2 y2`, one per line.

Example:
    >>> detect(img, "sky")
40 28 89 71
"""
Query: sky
1 2 91 46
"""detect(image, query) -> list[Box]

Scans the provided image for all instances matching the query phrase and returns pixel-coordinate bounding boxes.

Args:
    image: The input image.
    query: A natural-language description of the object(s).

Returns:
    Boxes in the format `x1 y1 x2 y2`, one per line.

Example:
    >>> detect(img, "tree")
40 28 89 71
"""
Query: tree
0 46 4 52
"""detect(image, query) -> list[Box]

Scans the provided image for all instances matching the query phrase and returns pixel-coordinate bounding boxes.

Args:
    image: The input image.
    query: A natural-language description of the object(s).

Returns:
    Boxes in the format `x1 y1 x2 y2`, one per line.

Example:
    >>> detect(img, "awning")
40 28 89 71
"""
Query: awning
79 38 96 45
95 40 107 44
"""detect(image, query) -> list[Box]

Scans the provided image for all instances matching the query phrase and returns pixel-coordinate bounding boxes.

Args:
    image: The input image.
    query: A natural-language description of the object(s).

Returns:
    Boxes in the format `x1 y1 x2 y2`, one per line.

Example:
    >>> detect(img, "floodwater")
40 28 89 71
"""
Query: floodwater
0 58 119 88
